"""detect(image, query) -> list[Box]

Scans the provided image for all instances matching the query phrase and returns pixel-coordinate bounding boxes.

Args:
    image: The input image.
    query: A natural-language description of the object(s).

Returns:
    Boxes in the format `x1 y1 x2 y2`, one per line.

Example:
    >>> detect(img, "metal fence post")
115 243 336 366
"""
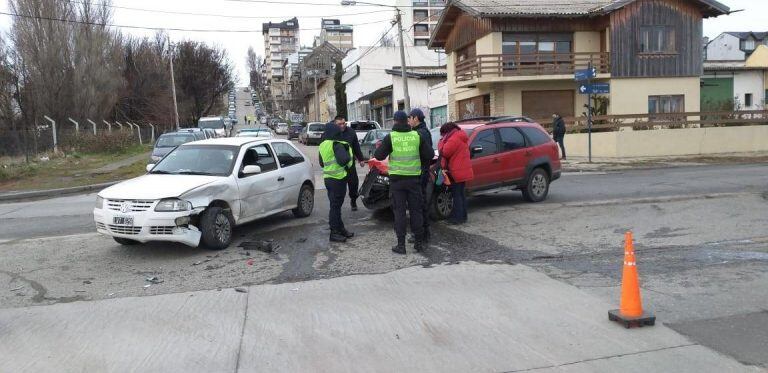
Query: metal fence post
130 122 143 145
87 119 97 135
115 121 124 131
148 123 156 143
103 120 112 133
68 117 79 134
44 116 57 153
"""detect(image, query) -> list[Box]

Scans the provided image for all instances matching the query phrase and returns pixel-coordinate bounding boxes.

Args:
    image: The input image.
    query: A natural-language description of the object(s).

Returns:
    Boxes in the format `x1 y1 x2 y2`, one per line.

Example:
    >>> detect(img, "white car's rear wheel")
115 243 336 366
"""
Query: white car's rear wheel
200 207 234 250
292 184 314 218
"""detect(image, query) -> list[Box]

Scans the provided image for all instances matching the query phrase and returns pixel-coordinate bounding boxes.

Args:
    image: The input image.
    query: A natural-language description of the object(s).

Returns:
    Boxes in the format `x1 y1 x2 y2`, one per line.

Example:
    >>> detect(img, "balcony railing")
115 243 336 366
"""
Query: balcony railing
455 52 610 82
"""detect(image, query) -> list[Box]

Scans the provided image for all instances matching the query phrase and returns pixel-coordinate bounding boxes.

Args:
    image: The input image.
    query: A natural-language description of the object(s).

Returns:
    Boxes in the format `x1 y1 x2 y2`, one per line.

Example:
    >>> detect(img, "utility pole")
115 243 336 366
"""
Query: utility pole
395 9 411 112
168 34 180 131
313 71 320 122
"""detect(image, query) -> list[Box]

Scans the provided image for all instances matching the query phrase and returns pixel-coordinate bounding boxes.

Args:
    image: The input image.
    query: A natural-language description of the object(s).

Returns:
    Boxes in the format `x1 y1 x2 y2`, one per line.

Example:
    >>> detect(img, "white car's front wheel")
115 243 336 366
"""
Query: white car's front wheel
292 184 314 218
200 207 234 250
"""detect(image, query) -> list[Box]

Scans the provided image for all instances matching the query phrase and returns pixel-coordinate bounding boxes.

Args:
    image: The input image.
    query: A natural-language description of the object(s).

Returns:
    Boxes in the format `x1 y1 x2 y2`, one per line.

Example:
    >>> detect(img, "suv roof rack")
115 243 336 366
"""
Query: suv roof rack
487 116 534 124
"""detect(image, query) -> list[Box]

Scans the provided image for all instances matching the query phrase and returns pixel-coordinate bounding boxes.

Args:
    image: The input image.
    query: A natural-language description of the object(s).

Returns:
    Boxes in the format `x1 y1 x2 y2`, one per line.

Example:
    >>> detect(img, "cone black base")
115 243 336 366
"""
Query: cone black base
608 309 656 329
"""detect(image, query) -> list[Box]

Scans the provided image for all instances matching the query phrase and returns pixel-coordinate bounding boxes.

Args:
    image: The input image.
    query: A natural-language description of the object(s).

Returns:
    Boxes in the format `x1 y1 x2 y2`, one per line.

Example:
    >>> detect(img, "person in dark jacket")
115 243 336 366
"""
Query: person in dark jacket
438 122 474 224
335 115 366 211
552 113 566 160
374 111 434 254
318 123 355 243
407 108 433 242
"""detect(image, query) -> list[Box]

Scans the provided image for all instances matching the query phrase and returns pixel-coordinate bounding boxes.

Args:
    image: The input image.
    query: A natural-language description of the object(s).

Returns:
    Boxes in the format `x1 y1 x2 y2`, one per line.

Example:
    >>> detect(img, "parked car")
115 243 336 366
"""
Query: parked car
202 128 218 139
149 132 199 163
349 120 381 141
299 122 326 145
359 117 562 219
198 116 229 137
177 128 208 140
275 123 289 135
287 124 303 140
359 129 392 159
237 128 273 139
94 138 315 250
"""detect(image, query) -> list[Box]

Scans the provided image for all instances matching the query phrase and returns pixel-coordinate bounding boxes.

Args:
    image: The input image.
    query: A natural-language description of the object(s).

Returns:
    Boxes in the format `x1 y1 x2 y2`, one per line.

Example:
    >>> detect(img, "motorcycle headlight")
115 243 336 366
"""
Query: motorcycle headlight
155 198 192 212
96 196 104 209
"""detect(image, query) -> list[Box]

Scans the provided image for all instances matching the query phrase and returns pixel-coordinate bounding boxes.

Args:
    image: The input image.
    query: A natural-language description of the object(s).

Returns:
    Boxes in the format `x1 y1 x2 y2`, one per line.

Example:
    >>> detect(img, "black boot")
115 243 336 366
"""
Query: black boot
340 228 355 238
330 232 347 243
392 243 406 255
413 240 425 252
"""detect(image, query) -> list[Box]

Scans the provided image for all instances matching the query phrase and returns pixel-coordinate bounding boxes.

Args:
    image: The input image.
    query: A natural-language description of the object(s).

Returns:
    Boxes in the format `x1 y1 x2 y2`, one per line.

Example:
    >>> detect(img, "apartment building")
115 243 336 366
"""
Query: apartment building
429 0 729 121
315 19 354 52
262 18 300 84
397 0 446 46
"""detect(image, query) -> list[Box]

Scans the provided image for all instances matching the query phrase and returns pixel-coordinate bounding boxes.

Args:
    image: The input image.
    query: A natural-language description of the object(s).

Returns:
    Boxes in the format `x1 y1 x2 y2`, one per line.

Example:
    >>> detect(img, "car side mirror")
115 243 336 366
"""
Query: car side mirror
471 146 483 154
146 164 155 172
242 165 262 175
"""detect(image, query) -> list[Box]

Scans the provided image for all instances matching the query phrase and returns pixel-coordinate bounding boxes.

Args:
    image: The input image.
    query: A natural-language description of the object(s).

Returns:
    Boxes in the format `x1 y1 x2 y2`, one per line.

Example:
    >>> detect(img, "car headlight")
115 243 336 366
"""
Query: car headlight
155 198 192 212
96 196 104 209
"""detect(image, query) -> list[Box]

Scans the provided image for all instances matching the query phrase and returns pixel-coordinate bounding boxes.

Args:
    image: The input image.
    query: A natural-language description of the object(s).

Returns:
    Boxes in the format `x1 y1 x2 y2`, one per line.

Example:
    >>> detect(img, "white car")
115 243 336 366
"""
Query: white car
237 128 273 139
94 137 315 250
276 123 289 135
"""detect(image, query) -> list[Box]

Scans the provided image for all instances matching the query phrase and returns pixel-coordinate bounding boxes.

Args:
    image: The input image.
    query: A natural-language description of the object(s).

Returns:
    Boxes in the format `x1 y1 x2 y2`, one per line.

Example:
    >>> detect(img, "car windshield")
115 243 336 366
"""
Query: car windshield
156 134 195 148
150 145 238 176
351 122 377 131
430 128 474 151
308 123 325 131
198 120 224 129
376 130 391 140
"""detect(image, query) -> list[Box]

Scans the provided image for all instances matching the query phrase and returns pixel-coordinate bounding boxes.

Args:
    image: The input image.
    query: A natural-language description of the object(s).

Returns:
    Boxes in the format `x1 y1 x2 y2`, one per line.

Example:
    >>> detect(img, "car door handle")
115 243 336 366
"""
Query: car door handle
277 176 285 182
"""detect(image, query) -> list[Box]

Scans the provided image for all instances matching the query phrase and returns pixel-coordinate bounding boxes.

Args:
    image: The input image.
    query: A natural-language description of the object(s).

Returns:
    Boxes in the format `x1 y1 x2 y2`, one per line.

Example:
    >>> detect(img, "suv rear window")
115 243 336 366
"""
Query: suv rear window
519 126 551 146
351 122 377 131
308 124 325 131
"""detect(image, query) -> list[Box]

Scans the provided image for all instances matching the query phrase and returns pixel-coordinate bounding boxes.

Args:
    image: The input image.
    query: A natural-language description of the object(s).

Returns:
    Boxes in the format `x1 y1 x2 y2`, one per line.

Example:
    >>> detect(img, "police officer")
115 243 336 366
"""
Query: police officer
374 111 434 254
407 108 433 243
335 115 366 211
318 123 355 243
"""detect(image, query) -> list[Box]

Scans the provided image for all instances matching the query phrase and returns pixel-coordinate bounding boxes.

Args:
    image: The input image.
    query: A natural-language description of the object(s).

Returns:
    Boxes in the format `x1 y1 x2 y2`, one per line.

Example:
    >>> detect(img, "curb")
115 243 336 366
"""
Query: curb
0 181 120 203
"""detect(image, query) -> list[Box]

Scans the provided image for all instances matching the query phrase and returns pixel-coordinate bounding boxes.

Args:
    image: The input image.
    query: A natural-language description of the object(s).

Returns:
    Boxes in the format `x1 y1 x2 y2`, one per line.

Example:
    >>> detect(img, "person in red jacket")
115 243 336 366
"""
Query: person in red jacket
438 122 474 224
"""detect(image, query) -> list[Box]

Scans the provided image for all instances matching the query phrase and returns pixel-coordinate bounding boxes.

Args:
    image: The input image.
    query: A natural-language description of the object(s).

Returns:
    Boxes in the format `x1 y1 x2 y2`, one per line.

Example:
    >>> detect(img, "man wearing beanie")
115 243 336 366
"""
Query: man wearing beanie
407 108 433 243
374 110 434 254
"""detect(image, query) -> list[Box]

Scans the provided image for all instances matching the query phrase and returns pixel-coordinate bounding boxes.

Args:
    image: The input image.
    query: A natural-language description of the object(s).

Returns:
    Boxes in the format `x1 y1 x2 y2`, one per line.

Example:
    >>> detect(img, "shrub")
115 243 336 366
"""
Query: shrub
60 131 136 154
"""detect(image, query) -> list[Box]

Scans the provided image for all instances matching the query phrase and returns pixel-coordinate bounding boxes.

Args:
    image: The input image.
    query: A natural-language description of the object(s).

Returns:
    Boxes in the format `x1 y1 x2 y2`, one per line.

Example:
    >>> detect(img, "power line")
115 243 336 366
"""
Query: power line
343 23 397 68
0 10 392 33
67 0 392 20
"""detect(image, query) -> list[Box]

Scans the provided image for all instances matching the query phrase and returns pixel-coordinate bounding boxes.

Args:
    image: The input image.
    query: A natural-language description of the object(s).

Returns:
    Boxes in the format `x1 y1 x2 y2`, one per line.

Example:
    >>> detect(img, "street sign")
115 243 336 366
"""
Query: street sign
578 83 610 94
574 67 597 81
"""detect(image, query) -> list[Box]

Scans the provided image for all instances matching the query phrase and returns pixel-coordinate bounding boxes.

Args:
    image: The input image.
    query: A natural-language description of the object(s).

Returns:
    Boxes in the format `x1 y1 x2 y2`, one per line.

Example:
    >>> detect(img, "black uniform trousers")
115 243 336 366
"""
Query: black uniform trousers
325 177 347 233
390 177 424 244
346 165 359 201
419 170 430 235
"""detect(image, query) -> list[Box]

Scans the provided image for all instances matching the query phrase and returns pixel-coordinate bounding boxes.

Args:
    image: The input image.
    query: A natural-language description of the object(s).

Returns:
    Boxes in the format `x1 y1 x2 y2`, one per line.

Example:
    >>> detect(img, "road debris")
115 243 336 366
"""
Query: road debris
290 288 299 292
239 240 277 253
205 264 225 270
246 259 254 266
10 286 23 292
296 237 307 243
143 284 151 289
145 277 163 284
83 280 92 285
235 287 248 293
192 261 203 266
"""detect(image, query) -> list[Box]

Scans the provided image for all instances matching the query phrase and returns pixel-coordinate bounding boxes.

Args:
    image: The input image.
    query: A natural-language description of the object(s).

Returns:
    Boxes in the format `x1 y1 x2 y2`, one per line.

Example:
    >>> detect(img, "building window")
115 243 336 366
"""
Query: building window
639 26 676 53
741 39 756 50
745 93 753 107
502 33 572 55
415 39 429 46
413 10 428 20
457 43 476 62
414 24 429 33
648 95 684 118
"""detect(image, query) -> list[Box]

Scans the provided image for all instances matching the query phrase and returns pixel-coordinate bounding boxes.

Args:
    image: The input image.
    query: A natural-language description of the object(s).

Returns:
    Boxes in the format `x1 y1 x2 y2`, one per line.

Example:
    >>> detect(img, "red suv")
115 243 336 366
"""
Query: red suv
360 116 562 220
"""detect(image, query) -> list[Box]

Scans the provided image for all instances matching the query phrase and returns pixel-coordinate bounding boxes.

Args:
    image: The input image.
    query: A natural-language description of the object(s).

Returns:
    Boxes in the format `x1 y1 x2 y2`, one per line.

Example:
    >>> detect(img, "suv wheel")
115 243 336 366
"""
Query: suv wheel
522 168 550 202
200 207 234 250
429 187 453 221
292 184 314 218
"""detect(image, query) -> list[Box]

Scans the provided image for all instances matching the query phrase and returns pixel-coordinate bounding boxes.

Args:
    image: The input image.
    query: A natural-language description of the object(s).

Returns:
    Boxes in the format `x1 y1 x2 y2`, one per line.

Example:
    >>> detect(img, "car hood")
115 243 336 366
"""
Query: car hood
99 174 221 200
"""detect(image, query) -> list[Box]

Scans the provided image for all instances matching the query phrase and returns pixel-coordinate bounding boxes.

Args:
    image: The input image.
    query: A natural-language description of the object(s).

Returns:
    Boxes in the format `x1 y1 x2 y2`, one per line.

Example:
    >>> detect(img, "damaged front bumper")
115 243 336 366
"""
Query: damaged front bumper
93 207 204 247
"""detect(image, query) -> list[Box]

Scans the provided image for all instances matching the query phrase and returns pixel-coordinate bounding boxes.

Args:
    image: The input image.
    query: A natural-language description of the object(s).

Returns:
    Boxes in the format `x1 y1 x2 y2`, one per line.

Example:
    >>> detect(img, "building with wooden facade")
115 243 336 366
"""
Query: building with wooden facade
429 0 730 121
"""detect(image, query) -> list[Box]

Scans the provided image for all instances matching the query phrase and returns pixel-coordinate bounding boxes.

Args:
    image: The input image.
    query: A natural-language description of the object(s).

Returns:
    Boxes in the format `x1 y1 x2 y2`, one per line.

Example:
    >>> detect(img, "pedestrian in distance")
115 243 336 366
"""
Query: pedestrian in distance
437 122 474 225
374 111 434 254
335 115 367 211
318 123 355 243
552 113 566 160
407 108 433 243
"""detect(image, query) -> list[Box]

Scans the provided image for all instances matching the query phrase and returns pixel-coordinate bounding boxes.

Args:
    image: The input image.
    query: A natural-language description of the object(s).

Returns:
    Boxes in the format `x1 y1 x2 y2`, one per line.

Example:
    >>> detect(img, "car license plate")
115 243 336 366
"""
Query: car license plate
113 216 134 226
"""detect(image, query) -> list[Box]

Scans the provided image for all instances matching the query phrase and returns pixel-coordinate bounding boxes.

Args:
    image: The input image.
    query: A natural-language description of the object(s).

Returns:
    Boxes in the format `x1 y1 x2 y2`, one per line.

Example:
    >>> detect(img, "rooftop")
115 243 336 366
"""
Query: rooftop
725 32 768 41
448 0 729 17
262 17 299 33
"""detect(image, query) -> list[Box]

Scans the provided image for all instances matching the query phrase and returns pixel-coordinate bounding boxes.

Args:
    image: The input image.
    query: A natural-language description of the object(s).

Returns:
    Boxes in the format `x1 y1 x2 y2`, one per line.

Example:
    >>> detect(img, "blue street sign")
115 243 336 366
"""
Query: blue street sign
574 67 597 81
578 83 610 94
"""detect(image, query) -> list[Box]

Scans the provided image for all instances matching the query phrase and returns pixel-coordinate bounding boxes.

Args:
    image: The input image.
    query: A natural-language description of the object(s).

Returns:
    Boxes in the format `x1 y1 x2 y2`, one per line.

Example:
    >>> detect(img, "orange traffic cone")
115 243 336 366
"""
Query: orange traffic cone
609 231 656 328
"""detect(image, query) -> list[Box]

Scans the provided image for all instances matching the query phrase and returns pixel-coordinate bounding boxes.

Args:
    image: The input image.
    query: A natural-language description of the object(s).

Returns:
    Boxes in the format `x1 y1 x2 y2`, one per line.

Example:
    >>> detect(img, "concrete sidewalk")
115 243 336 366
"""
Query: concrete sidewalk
0 263 756 373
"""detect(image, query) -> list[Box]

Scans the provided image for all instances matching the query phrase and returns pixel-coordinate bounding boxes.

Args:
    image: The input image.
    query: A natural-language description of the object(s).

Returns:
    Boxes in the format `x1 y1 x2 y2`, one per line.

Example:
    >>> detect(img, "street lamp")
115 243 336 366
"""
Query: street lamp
341 0 411 112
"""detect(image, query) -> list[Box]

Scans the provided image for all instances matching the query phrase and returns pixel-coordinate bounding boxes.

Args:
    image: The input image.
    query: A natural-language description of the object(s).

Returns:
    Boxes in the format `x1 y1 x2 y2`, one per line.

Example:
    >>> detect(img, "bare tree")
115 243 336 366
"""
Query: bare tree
379 27 396 47
173 41 234 124
116 34 173 128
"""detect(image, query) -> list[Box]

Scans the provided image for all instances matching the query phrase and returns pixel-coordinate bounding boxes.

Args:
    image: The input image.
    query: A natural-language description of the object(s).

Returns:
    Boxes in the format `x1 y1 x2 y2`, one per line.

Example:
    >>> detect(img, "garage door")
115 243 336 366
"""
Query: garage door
522 90 574 119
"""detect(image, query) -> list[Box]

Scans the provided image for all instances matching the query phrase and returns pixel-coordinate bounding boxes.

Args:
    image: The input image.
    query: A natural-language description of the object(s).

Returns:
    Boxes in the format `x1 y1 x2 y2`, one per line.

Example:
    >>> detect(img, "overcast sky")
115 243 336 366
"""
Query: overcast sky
0 0 765 85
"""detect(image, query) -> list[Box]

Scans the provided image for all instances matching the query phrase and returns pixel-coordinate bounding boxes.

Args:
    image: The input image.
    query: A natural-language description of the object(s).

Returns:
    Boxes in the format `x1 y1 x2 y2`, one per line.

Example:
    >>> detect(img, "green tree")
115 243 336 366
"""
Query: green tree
334 61 347 119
